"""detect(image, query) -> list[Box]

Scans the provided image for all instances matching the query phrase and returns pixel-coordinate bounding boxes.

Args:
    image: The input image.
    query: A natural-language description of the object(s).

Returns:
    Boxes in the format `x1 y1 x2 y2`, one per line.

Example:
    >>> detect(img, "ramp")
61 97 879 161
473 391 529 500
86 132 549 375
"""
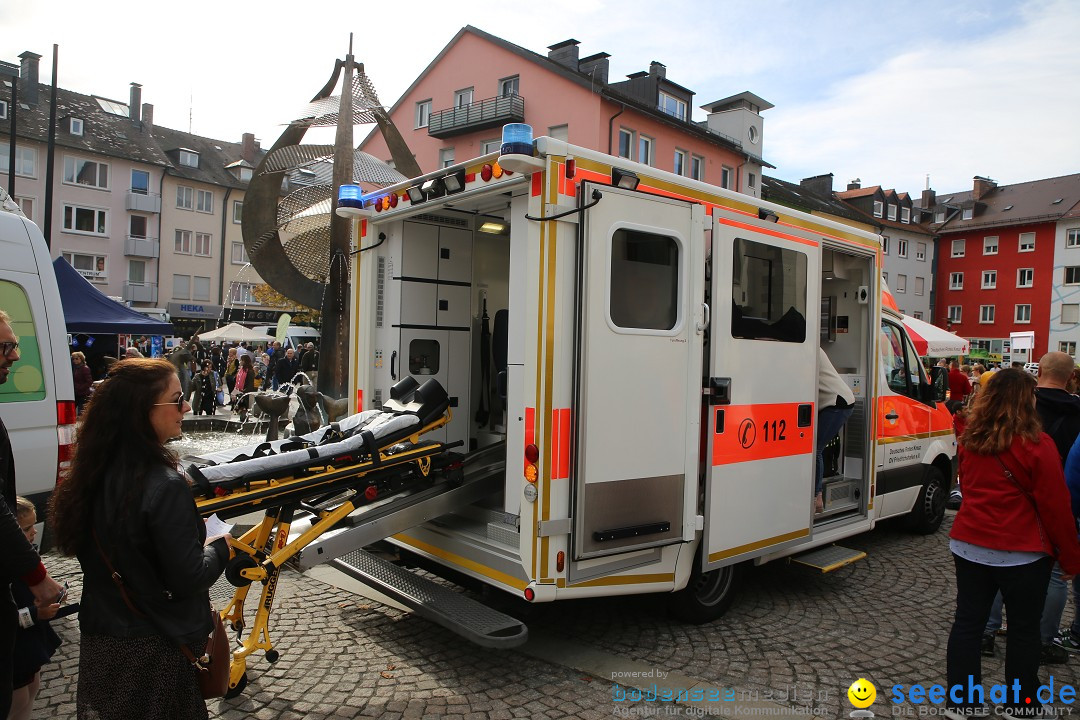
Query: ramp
295 443 505 571
331 548 528 648
789 545 866 572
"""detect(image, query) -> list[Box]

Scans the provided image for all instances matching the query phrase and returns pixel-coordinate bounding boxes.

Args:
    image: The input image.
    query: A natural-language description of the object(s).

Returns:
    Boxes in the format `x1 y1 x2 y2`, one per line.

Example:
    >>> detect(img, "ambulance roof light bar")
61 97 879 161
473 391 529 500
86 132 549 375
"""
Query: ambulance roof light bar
335 184 372 218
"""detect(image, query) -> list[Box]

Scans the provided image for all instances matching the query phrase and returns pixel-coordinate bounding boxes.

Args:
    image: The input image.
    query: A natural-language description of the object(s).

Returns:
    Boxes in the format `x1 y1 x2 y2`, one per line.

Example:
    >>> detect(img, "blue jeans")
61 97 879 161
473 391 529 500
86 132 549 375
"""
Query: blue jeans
983 562 1068 644
816 405 853 495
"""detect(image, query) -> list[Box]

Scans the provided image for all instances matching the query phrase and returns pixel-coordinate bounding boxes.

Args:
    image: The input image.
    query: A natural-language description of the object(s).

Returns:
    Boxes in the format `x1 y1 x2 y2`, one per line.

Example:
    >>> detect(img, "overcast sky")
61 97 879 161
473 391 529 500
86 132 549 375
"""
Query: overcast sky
3 0 1077 194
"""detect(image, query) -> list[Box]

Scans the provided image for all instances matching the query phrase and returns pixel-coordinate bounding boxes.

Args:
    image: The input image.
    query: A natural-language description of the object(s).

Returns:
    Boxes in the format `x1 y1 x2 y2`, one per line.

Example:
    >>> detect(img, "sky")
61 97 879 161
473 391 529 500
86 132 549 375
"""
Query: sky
2 0 1077 195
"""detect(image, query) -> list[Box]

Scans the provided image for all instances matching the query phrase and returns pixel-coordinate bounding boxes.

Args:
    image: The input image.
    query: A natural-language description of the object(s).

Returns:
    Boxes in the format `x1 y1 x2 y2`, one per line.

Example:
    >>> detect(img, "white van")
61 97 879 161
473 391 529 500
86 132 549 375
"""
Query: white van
0 189 76 541
251 325 320 351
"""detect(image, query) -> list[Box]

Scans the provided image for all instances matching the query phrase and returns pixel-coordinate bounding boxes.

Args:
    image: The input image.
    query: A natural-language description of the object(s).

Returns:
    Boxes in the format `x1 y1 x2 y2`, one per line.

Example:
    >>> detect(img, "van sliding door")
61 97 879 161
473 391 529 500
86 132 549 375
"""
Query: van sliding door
703 208 821 571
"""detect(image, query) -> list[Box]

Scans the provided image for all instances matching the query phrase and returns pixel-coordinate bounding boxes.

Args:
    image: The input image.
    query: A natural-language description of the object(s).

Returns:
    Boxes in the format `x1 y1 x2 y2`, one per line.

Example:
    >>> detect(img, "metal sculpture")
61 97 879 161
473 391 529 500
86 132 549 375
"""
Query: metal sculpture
241 39 420 400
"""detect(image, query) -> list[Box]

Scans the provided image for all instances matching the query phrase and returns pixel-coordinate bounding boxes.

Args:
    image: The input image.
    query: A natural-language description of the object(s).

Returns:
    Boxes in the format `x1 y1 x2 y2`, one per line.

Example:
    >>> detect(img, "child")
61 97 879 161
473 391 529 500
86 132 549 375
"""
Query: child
10 497 62 720
196 360 217 416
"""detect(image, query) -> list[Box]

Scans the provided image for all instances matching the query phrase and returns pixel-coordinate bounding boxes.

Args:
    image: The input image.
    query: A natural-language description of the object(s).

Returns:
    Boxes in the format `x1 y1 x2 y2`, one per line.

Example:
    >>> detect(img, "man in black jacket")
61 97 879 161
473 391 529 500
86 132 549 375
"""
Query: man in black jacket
0 310 64 716
273 347 300 388
1033 351 1080 663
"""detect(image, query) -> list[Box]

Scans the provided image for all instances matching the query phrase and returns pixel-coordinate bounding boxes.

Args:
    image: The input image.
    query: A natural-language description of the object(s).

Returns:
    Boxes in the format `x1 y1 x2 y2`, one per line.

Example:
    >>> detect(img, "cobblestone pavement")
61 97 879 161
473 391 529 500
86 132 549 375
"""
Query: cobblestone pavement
34 512 1080 718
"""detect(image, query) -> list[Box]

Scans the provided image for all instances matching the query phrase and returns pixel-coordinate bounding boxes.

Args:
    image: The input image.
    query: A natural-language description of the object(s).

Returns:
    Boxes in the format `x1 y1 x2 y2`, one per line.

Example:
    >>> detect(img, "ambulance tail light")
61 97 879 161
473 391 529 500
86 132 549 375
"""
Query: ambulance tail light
565 157 575 179
556 551 565 573
56 400 77 484
523 587 535 602
524 443 539 483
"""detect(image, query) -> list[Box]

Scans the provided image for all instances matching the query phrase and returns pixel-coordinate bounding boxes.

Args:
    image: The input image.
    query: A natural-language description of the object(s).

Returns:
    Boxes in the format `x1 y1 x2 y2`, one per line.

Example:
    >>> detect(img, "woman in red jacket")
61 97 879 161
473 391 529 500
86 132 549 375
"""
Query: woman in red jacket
946 368 1080 718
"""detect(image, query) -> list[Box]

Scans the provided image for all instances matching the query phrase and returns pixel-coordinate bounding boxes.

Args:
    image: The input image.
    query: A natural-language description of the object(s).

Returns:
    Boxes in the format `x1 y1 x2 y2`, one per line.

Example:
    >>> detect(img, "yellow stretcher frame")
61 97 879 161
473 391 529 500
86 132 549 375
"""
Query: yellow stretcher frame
195 411 452 696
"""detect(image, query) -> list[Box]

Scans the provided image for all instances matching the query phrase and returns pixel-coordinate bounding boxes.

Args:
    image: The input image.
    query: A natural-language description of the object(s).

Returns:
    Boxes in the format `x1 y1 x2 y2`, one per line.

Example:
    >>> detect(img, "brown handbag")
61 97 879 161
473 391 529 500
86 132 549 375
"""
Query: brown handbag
93 530 231 699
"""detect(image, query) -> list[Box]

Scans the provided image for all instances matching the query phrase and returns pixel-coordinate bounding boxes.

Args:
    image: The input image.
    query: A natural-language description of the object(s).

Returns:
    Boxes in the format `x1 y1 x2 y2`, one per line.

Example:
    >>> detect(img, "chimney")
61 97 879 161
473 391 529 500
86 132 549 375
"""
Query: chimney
241 132 256 164
973 175 997 201
921 188 936 209
547 39 580 70
578 52 610 85
141 103 153 133
129 83 142 123
649 61 667 80
847 178 861 191
18 51 41 105
800 174 834 197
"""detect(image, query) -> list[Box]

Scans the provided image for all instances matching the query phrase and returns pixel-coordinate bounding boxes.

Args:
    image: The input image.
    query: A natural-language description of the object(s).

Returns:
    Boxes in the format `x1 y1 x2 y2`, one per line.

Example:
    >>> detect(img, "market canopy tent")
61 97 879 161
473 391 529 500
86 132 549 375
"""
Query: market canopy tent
53 258 173 335
902 314 969 357
195 323 275 343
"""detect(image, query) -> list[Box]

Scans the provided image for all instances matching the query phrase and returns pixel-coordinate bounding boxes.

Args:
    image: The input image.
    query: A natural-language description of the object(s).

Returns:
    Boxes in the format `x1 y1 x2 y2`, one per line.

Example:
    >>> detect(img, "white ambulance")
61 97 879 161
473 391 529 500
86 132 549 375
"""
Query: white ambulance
308 136 955 629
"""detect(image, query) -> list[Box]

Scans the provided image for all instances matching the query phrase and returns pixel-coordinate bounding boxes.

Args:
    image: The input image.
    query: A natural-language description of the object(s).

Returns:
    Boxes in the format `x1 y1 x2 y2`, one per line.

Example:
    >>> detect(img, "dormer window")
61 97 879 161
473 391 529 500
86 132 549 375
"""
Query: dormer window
178 149 199 168
658 91 687 121
935 210 946 223
0 100 8 120
901 207 911 224
237 167 252 182
873 200 883 218
962 207 973 220
888 203 897 221
70 117 84 136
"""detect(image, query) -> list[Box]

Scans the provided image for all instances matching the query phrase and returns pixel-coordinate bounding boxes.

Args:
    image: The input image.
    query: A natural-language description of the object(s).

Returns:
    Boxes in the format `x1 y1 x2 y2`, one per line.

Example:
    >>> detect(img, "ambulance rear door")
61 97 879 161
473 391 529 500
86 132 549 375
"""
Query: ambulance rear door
573 183 706 560
703 208 821 571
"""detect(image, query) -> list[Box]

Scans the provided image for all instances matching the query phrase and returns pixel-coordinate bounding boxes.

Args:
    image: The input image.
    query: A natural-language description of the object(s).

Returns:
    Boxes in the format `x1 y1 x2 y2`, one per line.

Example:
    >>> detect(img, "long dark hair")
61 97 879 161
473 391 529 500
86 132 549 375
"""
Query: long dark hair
50 358 178 555
960 368 1041 455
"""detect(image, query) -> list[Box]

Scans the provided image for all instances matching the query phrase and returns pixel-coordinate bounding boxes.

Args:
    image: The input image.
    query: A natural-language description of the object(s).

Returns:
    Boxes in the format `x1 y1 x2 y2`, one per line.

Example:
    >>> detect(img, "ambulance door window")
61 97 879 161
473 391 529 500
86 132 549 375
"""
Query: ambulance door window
610 229 679 331
881 321 917 399
730 237 807 343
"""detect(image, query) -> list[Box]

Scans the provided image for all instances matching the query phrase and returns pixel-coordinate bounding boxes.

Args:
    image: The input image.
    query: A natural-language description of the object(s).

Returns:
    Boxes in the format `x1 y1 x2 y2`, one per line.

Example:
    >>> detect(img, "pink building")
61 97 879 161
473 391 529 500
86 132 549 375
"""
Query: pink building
361 27 771 197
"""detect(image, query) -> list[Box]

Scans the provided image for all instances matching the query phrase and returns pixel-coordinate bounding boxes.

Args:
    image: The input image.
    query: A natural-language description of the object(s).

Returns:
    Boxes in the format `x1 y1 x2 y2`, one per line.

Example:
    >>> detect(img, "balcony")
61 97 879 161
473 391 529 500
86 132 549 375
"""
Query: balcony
428 94 525 138
123 281 158 304
125 191 161 213
124 235 159 258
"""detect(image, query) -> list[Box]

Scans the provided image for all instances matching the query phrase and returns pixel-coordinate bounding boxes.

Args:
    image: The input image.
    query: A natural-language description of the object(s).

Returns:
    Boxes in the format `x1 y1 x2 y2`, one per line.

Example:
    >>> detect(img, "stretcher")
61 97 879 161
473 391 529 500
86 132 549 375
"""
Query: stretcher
187 377 462 697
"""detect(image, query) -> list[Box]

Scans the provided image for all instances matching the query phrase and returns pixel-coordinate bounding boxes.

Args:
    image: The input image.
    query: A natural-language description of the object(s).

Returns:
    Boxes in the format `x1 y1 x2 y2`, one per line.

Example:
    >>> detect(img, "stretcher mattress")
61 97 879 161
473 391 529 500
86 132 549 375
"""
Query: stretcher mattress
186 377 449 497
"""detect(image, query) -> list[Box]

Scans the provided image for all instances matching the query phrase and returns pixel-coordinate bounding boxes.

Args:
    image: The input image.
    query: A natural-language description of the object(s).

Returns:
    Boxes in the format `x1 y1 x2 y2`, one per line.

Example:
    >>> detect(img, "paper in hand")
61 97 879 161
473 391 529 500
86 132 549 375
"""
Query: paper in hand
205 513 234 539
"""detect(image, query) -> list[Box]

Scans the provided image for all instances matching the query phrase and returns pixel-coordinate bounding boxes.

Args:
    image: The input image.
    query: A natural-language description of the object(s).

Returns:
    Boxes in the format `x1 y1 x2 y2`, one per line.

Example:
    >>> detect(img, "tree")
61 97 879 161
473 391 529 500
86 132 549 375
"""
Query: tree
250 284 321 324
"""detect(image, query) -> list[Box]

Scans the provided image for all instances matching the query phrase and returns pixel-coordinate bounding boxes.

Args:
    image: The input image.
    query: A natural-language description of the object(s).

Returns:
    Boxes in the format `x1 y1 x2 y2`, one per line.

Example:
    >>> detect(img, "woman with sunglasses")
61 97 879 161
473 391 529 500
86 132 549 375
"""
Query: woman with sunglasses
49 358 231 719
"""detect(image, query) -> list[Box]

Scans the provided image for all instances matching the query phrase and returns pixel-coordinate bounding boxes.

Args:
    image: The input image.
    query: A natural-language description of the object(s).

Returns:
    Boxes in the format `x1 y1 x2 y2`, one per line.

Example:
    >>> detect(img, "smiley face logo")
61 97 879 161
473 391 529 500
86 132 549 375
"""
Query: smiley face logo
848 678 876 709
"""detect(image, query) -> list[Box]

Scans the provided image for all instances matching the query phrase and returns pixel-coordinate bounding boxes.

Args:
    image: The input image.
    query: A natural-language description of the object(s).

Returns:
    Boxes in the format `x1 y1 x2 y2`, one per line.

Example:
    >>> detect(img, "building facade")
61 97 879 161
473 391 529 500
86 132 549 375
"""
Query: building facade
925 174 1080 363
359 26 770 196
0 51 286 338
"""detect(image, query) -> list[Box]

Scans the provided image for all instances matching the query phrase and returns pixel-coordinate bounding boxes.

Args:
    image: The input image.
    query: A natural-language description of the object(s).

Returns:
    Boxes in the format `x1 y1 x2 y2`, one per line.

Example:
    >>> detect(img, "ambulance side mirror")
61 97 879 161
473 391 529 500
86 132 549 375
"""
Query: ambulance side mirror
928 366 948 404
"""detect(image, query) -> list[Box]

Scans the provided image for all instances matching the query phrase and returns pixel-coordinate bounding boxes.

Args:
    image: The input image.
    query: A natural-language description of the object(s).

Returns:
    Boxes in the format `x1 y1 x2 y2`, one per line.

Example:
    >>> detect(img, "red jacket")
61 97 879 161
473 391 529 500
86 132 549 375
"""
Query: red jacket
951 433 1080 574
948 369 972 403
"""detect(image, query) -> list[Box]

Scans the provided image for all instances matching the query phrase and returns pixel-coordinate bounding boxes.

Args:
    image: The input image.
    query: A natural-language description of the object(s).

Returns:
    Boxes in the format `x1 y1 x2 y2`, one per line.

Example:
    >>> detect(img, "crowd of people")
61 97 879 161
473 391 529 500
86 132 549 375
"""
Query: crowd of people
943 352 1080 718
70 335 320 422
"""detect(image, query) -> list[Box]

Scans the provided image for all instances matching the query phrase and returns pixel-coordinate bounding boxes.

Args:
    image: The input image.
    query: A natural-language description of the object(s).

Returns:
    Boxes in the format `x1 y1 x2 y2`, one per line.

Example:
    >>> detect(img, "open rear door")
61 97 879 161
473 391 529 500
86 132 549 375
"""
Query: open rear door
703 208 821 571
573 183 705 560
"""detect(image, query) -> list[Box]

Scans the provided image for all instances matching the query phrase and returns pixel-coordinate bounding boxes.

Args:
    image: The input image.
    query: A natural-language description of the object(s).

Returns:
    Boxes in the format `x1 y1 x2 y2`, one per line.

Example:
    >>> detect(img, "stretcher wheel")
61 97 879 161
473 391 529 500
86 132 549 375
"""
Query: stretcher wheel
265 649 280 663
225 555 259 587
224 672 248 699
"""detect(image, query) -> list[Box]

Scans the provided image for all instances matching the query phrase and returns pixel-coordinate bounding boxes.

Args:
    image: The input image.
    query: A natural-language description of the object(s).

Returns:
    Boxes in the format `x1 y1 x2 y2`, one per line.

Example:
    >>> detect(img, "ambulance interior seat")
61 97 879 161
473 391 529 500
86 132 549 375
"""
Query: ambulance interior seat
493 309 508 401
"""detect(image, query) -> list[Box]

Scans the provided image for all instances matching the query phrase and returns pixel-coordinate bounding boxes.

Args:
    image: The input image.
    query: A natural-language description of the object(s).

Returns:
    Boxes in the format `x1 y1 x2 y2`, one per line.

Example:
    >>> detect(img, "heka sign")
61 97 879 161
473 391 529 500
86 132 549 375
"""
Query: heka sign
167 302 223 320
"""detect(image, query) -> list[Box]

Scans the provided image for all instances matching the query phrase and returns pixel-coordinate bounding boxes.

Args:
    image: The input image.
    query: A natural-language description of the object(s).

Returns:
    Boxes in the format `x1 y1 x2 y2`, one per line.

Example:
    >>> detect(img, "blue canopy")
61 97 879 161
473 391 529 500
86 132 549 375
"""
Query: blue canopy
52 257 173 335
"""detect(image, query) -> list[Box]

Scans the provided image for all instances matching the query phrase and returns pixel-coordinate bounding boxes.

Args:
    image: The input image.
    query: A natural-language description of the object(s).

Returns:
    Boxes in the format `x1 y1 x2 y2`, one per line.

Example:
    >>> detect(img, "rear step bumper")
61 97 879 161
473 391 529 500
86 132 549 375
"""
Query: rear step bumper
331 549 528 649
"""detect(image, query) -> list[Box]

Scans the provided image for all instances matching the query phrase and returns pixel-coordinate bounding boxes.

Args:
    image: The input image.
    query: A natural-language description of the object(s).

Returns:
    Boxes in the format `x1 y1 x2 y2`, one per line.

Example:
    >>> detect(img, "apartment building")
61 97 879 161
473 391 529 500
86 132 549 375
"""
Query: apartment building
1 51 280 338
360 26 771 196
925 174 1080 362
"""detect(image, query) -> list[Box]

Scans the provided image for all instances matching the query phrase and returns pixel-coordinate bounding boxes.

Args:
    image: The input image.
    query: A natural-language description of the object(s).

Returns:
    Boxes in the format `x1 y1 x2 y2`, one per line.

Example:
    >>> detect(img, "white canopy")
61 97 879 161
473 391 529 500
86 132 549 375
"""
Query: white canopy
195 323 275 343
901 314 969 357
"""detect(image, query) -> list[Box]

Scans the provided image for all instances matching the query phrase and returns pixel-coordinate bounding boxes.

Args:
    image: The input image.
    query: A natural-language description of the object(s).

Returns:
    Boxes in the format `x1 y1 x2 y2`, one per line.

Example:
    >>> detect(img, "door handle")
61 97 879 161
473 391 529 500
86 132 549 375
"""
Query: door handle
696 302 710 333
885 412 899 420
390 351 397 380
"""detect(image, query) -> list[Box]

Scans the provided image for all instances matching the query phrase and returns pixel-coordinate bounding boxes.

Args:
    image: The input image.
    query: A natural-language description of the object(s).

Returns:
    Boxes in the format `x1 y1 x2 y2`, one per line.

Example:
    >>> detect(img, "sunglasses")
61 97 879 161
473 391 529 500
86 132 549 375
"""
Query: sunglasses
0 341 19 356
152 394 187 411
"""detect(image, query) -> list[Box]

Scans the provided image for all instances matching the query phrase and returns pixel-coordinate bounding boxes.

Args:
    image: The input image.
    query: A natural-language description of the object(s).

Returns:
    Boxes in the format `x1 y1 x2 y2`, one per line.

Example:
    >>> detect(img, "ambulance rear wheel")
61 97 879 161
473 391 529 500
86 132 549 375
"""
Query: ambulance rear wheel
906 465 946 534
668 562 742 624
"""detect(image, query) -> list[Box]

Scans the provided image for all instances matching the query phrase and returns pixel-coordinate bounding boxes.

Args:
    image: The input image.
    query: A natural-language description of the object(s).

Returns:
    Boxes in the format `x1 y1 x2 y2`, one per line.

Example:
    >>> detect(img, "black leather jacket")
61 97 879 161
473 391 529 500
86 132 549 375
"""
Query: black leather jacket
77 463 229 645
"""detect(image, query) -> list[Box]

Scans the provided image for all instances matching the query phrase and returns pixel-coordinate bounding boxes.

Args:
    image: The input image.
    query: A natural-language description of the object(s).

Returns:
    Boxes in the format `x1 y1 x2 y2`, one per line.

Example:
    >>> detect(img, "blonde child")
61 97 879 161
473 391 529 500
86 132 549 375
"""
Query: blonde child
9 498 62 720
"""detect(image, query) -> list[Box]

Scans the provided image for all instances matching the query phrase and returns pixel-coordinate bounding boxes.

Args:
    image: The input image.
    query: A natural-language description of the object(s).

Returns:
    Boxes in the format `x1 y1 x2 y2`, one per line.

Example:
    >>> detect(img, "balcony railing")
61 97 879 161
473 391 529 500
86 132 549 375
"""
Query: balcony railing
124 235 160 258
125 191 161 213
428 94 526 138
123 281 158 304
